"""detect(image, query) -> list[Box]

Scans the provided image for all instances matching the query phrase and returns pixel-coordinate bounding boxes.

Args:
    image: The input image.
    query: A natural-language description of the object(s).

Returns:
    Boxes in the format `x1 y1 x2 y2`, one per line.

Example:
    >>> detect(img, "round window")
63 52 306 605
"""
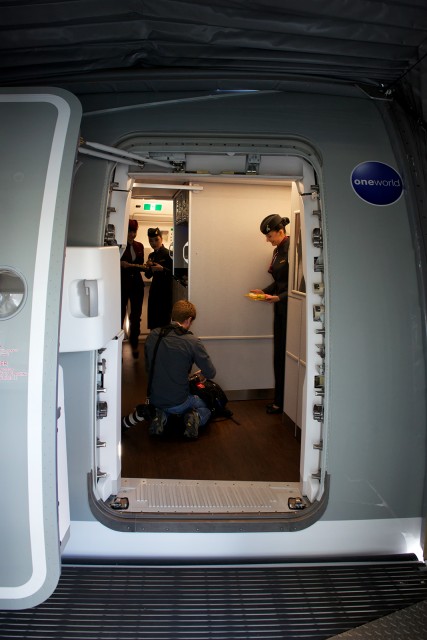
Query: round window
0 268 27 319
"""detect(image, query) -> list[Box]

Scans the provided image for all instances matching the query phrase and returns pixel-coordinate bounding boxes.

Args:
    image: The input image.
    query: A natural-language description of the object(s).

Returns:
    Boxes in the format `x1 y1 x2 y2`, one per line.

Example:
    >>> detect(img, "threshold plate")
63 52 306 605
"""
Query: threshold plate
118 478 303 513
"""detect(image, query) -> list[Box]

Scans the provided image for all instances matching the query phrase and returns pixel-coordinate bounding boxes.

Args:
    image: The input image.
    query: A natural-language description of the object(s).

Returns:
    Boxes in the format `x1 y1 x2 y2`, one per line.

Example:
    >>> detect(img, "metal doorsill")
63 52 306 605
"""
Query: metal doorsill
87 472 329 532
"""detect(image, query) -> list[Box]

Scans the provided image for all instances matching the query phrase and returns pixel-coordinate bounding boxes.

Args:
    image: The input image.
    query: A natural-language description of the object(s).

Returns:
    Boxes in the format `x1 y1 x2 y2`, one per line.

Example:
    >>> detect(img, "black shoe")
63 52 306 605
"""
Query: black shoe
149 408 167 436
132 349 139 359
266 405 282 414
183 410 200 439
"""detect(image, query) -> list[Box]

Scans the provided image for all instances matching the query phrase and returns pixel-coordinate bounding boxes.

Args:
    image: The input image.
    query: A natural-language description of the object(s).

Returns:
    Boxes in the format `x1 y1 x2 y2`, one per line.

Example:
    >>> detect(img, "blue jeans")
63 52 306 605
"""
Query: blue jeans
163 395 211 425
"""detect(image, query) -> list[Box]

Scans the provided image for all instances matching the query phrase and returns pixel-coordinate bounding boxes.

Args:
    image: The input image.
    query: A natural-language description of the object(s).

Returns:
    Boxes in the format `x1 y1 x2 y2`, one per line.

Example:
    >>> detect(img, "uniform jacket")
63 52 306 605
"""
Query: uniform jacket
120 240 146 288
145 245 174 329
263 236 290 313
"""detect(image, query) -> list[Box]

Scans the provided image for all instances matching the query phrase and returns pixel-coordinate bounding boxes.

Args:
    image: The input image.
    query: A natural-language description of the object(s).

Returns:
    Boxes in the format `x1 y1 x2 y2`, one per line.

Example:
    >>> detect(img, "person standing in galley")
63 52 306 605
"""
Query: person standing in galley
250 214 290 414
120 219 146 359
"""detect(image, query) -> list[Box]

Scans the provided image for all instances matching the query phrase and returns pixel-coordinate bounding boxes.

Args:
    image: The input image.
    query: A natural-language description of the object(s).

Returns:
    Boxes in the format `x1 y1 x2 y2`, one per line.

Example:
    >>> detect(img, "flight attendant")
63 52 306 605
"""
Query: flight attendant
145 227 173 329
251 214 290 414
120 219 146 358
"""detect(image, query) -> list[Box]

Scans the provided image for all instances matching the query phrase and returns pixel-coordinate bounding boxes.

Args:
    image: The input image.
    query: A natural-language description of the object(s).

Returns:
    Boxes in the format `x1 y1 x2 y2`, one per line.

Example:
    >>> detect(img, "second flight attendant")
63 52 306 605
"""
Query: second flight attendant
251 214 290 414
145 227 174 329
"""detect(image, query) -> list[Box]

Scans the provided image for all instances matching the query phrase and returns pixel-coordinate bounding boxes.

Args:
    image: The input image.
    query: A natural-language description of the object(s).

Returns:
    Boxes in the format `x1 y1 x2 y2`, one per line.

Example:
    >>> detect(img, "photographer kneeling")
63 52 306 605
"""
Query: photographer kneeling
144 300 216 439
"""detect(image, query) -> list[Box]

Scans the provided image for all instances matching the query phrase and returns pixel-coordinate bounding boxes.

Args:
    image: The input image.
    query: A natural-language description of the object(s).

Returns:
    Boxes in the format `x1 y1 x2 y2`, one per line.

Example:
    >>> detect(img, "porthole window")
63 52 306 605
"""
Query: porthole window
0 268 27 320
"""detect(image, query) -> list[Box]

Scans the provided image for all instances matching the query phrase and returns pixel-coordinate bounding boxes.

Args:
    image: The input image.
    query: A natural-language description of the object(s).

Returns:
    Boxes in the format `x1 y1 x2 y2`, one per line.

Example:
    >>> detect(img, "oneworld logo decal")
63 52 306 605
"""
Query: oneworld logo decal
351 161 403 206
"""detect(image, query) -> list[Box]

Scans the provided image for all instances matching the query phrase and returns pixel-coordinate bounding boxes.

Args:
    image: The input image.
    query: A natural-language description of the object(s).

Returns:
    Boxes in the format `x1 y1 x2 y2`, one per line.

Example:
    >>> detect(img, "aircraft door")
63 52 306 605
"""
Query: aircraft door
0 89 82 609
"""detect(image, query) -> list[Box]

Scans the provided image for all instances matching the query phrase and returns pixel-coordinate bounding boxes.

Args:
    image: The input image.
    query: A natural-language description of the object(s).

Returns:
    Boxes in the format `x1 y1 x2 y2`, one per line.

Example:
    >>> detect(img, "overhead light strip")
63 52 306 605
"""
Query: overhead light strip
132 183 203 191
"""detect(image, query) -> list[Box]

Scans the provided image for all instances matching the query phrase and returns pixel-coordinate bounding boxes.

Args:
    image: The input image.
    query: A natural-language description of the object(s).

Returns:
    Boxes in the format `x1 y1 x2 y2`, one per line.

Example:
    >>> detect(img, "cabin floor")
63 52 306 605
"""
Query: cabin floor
119 339 302 513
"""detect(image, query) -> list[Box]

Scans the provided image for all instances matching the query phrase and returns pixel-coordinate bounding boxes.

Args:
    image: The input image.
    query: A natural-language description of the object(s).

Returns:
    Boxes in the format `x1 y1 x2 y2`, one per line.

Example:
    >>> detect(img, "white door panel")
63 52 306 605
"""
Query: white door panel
0 89 81 609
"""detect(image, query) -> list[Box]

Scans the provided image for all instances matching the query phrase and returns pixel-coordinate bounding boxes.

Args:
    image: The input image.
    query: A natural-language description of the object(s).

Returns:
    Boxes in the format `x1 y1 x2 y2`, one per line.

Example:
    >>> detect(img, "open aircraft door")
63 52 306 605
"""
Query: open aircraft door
0 89 82 609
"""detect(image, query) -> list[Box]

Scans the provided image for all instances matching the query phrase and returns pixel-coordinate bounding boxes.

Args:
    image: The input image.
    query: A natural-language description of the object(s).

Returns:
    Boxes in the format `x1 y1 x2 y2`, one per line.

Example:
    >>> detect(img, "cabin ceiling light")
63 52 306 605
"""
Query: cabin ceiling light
131 183 203 191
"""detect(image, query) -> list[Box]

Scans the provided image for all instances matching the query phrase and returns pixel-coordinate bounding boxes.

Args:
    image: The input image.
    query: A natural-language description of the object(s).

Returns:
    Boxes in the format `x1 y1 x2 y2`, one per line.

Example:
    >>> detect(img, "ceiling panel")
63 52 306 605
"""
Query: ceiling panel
1 1 427 118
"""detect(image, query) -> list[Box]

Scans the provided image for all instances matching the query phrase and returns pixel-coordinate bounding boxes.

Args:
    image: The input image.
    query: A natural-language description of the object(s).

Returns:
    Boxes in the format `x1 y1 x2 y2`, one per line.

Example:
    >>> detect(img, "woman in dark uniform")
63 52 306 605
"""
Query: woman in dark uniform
145 227 173 329
251 214 290 414
120 219 146 358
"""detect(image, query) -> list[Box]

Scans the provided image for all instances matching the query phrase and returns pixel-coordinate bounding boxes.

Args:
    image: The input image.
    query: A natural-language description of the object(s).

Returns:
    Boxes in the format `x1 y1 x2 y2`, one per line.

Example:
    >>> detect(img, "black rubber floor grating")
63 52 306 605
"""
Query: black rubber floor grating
1 558 427 639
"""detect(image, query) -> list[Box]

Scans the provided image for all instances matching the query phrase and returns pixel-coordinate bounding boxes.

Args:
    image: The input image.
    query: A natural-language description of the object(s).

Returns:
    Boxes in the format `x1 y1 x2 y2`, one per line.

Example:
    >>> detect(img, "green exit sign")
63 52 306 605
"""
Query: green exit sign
143 203 163 211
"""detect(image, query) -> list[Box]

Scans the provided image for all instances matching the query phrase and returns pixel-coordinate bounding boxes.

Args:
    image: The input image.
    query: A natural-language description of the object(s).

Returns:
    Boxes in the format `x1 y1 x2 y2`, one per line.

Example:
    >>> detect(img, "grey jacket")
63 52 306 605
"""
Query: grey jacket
144 323 216 409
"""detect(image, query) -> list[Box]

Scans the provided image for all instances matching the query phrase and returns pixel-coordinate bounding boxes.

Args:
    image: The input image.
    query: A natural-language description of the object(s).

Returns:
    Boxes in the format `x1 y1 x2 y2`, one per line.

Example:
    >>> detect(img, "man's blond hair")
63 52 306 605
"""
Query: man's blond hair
171 300 197 323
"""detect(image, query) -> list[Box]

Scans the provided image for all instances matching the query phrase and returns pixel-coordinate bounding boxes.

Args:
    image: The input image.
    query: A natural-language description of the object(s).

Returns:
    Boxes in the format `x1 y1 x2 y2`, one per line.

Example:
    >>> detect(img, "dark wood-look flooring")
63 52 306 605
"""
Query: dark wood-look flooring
121 341 301 482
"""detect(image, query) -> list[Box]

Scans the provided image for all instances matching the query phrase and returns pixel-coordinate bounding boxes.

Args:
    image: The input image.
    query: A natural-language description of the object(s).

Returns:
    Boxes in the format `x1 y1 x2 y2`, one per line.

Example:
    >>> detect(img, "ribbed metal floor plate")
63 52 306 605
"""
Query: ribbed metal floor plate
120 477 302 512
1 559 427 639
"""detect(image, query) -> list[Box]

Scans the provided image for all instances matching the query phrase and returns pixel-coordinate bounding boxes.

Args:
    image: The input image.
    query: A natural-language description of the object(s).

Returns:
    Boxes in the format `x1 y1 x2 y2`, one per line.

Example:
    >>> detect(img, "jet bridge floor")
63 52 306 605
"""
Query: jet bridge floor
1 555 426 639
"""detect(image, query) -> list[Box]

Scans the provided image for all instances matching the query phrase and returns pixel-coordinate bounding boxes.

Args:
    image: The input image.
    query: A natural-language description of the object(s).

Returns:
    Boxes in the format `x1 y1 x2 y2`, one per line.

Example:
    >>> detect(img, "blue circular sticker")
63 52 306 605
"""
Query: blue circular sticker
351 161 403 206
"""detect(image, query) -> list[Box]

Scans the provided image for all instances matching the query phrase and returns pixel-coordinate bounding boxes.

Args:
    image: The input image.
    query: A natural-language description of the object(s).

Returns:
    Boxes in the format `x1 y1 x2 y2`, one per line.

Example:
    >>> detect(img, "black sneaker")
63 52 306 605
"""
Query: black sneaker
149 408 167 436
183 410 200 439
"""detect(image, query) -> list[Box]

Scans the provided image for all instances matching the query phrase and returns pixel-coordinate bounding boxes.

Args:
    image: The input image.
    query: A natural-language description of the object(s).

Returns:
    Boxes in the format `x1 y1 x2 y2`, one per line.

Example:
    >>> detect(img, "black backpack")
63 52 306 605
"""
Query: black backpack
189 374 233 420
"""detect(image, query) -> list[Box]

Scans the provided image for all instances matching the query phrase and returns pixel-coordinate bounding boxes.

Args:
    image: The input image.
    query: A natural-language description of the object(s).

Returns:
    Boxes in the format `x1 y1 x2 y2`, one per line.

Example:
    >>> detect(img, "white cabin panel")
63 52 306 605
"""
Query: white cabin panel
189 182 291 391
